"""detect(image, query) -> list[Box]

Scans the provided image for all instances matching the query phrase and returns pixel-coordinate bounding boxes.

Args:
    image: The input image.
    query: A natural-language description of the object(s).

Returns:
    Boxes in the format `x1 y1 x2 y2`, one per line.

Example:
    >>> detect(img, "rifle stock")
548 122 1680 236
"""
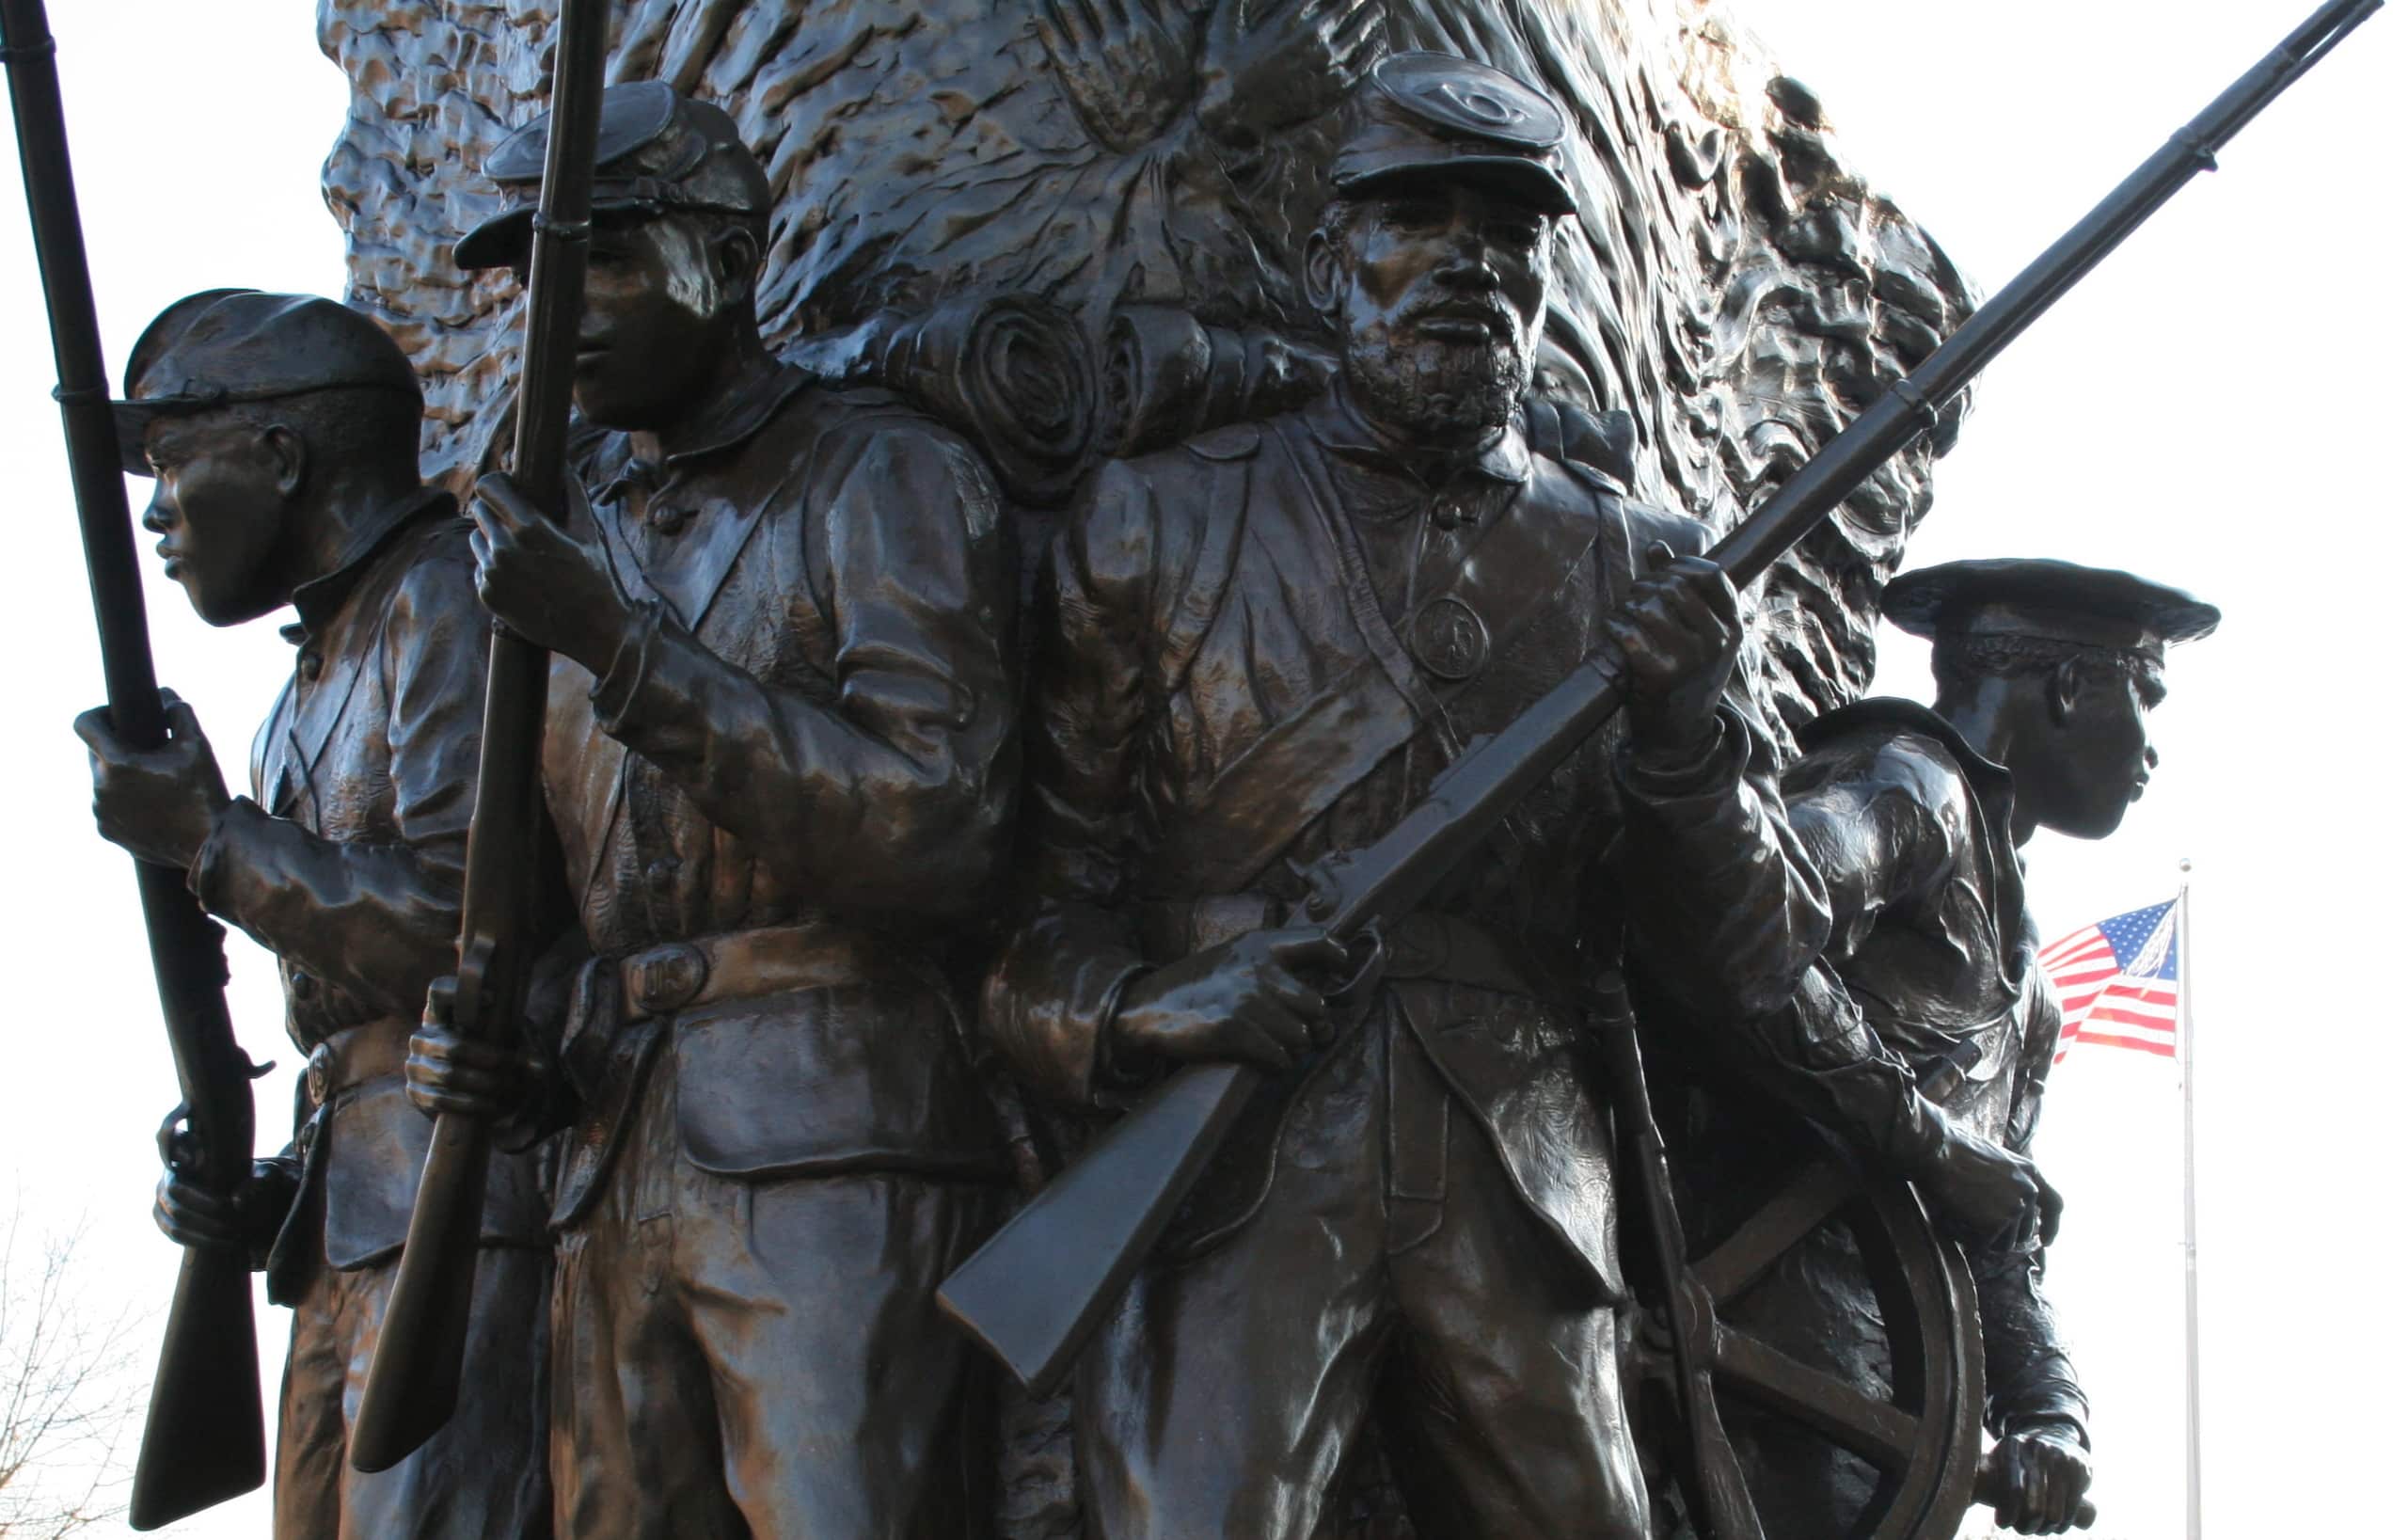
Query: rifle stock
348 0 612 1473
937 0 2384 1392
2 0 266 1526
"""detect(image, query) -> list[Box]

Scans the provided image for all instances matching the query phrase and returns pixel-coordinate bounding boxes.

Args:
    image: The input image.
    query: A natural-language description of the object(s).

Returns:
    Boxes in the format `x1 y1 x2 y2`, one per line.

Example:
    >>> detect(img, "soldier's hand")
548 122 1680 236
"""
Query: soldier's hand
1988 1420 2094 1534
1604 540 1742 763
152 1106 290 1258
73 688 230 868
468 471 631 674
1112 927 1350 1072
407 977 543 1122
1915 1117 2059 1254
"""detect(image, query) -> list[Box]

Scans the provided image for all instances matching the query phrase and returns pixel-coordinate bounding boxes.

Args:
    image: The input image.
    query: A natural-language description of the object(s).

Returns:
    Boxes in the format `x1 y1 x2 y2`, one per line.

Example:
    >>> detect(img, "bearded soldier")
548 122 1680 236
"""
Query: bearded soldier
1703 559 2218 1536
405 83 1019 1536
73 290 551 1537
984 55 1830 1538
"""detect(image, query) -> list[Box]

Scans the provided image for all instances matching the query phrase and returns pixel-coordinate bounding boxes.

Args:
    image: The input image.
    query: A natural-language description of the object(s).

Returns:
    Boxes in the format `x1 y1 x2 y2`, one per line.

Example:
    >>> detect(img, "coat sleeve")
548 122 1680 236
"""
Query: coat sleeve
1713 734 1974 1167
981 459 1168 1106
584 418 1018 920
188 538 486 1017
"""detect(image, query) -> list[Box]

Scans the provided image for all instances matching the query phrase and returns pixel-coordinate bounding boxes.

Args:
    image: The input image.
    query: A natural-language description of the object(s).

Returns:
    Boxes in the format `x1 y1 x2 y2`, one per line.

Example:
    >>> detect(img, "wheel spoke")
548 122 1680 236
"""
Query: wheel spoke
1692 1160 1860 1303
1713 1326 1921 1470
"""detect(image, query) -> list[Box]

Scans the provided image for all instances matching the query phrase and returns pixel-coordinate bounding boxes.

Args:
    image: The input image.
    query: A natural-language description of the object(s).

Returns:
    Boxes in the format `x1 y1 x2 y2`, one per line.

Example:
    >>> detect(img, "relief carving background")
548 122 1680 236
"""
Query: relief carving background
315 0 1978 740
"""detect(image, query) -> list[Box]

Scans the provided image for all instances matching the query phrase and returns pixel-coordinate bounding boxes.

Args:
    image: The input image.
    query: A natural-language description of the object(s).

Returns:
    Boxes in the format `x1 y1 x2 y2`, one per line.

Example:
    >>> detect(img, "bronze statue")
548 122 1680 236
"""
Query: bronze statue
1689 559 2219 1537
72 290 552 1538
981 56 1830 1537
405 84 1022 1536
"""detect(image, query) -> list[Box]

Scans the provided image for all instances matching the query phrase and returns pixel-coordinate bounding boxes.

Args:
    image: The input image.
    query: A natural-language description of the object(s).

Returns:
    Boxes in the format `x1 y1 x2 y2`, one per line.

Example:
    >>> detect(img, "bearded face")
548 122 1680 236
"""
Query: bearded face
1320 182 1553 447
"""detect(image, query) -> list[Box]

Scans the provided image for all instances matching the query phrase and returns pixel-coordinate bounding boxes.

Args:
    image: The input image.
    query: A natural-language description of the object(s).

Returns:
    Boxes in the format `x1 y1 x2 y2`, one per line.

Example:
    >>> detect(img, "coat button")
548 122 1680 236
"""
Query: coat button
647 503 691 535
645 857 680 893
297 651 324 683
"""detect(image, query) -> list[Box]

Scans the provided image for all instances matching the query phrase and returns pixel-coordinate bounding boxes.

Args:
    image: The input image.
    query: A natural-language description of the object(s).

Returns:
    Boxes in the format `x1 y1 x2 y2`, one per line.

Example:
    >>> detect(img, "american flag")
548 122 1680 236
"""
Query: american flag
2042 898 2180 1062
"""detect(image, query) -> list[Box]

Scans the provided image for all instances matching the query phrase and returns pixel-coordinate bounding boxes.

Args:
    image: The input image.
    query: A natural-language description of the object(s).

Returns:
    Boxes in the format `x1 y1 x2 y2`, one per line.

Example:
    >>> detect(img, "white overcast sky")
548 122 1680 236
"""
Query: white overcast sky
0 2 2400 1536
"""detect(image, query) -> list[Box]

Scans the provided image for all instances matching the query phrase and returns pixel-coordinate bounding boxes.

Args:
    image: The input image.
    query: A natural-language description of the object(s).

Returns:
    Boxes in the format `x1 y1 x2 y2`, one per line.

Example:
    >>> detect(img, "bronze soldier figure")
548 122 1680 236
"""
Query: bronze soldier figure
983 55 1830 1538
407 83 1021 1537
1704 558 2218 1536
73 290 551 1539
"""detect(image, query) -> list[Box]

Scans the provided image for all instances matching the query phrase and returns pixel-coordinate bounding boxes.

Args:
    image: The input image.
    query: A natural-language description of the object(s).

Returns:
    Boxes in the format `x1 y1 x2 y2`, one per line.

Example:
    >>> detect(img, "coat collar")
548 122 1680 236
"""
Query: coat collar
1302 380 1531 492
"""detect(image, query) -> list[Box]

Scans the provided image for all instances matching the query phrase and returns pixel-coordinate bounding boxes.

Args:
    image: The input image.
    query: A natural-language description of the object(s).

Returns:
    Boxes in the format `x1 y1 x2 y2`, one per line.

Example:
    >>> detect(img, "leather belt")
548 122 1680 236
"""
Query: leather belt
615 919 890 1022
304 1020 411 1106
1136 897 1559 997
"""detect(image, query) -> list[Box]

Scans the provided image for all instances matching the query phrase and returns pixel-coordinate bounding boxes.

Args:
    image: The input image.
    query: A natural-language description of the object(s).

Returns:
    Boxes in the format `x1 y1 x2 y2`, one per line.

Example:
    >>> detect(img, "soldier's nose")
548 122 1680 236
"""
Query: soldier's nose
140 495 173 533
2145 745 2161 770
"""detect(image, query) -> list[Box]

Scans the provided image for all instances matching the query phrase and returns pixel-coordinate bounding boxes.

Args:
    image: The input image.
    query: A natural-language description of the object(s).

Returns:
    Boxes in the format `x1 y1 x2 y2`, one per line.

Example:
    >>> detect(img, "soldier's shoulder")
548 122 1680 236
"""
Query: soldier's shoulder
1794 699 1977 807
384 506 486 626
801 383 993 477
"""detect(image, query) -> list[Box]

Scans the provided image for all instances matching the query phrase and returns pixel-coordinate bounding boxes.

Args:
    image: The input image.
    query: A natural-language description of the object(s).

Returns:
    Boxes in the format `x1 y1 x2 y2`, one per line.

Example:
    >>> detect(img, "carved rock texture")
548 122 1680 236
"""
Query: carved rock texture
317 0 1973 738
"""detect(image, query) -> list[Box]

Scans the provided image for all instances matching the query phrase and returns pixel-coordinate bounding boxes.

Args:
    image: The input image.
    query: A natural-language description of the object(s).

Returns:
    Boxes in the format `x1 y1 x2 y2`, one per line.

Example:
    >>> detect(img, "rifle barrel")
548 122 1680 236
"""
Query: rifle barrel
348 0 613 1474
2 0 264 1525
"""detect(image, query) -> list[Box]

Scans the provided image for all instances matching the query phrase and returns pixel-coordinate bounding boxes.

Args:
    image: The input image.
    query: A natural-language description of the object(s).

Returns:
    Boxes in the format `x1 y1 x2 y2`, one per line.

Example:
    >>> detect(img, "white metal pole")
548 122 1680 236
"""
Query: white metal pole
2178 861 2201 1540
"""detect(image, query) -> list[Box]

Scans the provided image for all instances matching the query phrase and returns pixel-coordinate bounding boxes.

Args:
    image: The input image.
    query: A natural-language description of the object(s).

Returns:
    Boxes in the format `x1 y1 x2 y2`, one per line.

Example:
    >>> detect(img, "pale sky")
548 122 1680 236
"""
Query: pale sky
0 2 2398 1537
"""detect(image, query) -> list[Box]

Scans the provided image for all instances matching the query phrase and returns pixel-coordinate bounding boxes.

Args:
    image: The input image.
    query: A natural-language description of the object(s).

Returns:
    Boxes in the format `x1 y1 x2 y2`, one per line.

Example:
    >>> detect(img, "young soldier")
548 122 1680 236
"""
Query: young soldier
74 290 550 1537
1710 558 2218 1535
408 83 1020 1536
983 55 1830 1539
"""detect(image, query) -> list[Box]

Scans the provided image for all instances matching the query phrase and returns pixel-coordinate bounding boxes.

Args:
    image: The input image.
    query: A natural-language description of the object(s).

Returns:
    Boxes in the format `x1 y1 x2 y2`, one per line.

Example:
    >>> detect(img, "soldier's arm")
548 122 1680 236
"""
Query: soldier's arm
1972 1241 2090 1442
188 540 487 1018
981 460 1164 1105
584 419 1018 918
1606 521 1830 1020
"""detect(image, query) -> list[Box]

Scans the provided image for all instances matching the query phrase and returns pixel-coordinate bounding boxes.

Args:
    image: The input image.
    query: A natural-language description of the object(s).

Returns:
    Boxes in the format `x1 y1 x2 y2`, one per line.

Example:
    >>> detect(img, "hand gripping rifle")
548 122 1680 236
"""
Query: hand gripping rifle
937 0 2384 1402
2 0 267 1526
347 0 612 1474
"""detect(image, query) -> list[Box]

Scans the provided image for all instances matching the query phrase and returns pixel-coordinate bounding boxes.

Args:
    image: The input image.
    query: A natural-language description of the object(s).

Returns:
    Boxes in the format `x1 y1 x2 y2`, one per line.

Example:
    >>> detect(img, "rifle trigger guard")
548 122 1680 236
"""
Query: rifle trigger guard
1324 923 1387 1008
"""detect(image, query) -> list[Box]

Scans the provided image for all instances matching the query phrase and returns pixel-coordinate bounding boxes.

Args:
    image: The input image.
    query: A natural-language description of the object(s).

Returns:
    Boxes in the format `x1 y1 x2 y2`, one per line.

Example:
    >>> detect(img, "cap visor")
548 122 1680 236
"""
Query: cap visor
452 207 535 271
111 400 167 477
1336 156 1576 217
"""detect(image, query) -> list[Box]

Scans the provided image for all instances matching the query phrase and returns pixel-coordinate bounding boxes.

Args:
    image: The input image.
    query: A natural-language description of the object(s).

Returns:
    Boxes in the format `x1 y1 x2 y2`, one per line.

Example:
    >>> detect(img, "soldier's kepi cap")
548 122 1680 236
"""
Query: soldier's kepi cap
453 80 773 271
1330 53 1576 216
111 289 420 477
1882 558 2221 661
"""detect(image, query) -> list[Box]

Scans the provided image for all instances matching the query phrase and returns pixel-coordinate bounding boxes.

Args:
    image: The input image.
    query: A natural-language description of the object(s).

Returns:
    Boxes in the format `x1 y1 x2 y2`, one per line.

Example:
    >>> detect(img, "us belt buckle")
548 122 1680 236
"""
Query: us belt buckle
628 942 708 1018
305 1040 333 1105
1409 595 1489 681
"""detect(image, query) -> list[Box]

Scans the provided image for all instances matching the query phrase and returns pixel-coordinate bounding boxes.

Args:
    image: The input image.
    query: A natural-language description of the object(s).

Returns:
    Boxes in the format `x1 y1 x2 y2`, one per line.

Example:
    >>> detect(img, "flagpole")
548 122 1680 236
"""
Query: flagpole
2178 858 2201 1540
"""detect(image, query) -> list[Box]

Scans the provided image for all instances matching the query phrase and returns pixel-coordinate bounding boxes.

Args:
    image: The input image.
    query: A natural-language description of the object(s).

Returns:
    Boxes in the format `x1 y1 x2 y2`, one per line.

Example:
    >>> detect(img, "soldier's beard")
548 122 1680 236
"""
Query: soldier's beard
1345 328 1532 447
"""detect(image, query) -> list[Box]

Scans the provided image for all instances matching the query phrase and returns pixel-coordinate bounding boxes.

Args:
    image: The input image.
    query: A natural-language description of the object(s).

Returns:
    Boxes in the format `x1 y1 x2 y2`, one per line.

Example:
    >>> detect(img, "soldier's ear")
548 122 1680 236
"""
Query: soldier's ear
714 224 762 290
2047 659 2083 725
262 423 308 500
1303 225 1345 321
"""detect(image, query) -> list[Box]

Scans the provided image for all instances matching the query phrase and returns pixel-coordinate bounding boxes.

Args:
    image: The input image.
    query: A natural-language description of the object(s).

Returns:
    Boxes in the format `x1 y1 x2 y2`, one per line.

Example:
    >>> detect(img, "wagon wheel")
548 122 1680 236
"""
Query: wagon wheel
1683 1158 1987 1540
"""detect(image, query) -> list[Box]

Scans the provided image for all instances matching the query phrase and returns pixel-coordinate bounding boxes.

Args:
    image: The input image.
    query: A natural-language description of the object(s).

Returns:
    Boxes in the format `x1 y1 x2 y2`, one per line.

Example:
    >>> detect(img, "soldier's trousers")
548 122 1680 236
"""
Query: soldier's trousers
275 1244 552 1540
549 1051 998 1539
1076 1008 1649 1540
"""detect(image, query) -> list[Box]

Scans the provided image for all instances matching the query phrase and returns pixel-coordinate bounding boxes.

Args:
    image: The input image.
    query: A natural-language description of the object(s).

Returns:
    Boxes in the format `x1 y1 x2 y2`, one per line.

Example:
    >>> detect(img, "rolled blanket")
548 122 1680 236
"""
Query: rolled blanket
1102 305 1335 456
787 294 1098 507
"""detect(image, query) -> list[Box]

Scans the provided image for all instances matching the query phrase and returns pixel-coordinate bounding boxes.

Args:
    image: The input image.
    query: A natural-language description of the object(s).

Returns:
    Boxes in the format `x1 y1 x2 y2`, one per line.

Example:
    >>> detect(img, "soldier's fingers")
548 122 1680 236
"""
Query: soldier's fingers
423 976 457 1026
161 692 207 745
1237 1003 1310 1065
1663 556 1740 624
1259 964 1329 1021
1266 930 1349 978
2036 1176 2066 1246
471 471 547 532
1641 537 1677 574
71 705 119 755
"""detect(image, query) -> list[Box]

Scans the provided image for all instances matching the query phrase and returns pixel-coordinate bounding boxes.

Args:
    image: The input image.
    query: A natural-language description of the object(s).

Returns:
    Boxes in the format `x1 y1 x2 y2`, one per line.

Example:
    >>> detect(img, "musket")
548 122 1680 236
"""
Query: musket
1 0 266 1527
937 0 2385 1398
347 0 612 1473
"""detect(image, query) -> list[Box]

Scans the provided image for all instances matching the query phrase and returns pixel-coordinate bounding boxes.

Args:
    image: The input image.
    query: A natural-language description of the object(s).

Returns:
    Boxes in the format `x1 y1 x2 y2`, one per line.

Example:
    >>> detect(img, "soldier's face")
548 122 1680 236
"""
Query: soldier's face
566 214 743 429
139 413 295 627
1322 180 1551 442
2025 662 2163 840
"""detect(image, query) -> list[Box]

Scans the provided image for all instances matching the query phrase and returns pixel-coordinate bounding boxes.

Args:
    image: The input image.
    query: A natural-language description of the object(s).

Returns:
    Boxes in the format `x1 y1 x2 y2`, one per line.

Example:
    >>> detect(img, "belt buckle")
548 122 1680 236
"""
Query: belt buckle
305 1040 333 1105
627 942 709 1017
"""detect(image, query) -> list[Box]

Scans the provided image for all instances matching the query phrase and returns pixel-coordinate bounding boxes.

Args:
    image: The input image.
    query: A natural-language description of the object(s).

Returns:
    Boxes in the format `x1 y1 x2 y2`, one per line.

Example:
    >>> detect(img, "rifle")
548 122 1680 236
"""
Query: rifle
347 0 611 1473
1 0 266 1527
936 0 2385 1397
